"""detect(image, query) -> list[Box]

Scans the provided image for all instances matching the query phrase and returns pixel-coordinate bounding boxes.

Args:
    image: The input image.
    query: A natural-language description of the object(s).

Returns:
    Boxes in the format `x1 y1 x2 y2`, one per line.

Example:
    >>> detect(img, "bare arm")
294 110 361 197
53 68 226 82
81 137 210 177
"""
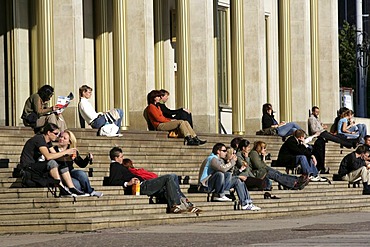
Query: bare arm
39 146 76 161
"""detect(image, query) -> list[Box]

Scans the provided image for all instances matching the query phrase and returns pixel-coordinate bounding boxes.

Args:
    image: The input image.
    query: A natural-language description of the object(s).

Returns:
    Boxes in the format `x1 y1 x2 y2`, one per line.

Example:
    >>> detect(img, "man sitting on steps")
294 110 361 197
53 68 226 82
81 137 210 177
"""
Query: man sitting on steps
338 145 370 195
107 147 201 214
199 143 261 211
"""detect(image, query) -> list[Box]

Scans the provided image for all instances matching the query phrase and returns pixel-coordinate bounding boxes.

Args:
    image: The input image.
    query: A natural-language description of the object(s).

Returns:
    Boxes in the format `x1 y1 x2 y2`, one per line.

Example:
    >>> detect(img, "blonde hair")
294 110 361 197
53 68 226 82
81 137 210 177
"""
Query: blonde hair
253 141 266 154
63 129 77 149
225 147 235 161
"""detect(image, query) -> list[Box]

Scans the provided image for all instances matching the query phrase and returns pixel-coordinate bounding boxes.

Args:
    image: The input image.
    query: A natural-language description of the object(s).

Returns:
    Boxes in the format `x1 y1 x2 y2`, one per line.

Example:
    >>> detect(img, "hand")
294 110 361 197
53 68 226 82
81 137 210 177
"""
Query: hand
66 148 77 155
128 178 140 186
311 155 317 166
88 153 94 160
238 175 247 181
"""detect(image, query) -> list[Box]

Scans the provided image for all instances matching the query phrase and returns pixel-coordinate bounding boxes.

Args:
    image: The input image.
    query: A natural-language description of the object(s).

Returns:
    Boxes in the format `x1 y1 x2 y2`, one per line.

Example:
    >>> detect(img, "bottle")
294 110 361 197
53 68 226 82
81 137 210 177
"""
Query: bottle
132 183 140 195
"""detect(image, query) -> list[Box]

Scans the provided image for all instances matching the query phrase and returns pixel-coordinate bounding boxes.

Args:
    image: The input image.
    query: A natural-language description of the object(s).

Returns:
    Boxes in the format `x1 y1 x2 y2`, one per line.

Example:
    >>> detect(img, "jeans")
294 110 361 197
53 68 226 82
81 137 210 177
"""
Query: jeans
171 173 186 199
229 176 252 206
266 167 297 189
349 124 367 143
295 155 318 176
277 122 301 137
71 169 94 193
140 174 180 208
207 171 232 197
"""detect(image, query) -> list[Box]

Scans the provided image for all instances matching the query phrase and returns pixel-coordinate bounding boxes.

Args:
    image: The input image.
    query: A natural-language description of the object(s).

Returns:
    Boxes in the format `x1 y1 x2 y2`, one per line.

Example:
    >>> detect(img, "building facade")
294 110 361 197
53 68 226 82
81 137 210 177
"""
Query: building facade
0 0 340 135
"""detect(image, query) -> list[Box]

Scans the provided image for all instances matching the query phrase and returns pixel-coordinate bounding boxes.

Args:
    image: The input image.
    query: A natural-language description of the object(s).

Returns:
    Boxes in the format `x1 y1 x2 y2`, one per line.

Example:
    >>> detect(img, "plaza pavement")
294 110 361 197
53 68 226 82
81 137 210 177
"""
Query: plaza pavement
1 211 370 246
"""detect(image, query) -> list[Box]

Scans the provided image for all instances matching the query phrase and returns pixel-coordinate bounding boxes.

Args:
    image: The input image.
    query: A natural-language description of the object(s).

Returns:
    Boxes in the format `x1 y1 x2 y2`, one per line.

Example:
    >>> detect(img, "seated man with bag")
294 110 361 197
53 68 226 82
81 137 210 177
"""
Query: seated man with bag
78 85 123 135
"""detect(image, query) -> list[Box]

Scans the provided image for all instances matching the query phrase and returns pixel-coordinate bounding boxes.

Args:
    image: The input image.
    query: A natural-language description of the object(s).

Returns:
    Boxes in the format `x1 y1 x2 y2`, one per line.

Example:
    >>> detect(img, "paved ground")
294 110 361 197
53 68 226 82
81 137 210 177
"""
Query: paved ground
2 211 370 246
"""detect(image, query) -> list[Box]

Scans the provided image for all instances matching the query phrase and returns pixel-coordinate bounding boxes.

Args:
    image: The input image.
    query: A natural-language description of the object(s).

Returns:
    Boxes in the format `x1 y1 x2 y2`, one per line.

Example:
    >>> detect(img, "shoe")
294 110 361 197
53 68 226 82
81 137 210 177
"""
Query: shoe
69 187 90 197
310 175 325 182
193 136 207 145
187 206 202 216
59 184 74 197
180 197 193 210
184 136 199 146
90 190 104 198
212 195 232 202
264 192 280 199
225 193 236 201
170 205 184 214
242 203 261 211
293 175 310 190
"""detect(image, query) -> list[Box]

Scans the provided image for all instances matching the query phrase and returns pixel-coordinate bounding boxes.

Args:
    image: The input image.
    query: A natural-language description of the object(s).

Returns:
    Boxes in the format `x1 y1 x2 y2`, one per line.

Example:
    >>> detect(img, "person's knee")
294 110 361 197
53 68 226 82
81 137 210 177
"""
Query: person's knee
47 160 59 170
212 172 225 182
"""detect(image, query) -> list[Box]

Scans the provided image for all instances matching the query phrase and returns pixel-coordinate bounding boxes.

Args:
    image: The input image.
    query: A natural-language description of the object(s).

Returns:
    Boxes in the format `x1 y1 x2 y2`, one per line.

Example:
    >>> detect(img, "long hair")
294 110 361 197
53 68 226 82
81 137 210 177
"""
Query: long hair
253 141 266 154
237 139 250 152
262 103 273 115
63 129 77 149
147 90 161 105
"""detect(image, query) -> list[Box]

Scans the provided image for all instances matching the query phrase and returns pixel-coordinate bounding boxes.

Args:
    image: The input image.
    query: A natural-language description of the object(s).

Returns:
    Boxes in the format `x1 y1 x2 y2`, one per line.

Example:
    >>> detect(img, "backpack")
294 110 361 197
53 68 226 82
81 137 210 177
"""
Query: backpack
21 166 59 188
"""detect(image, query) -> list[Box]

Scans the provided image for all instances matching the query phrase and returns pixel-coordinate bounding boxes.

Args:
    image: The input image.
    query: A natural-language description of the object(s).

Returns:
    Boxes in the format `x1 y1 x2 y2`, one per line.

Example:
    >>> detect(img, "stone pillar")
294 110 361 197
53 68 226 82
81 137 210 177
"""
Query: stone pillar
231 0 245 135
94 0 110 112
311 0 320 107
176 0 191 109
154 0 164 90
278 0 292 122
113 0 129 129
36 0 54 88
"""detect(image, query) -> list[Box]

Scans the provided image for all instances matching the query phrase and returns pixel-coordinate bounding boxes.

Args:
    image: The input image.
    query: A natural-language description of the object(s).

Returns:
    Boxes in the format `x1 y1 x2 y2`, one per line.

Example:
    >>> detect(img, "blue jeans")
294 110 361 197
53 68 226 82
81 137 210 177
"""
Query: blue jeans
266 167 297 189
140 174 180 208
229 176 252 206
71 169 94 193
349 124 367 143
277 122 302 137
207 171 232 197
91 109 124 132
295 155 318 176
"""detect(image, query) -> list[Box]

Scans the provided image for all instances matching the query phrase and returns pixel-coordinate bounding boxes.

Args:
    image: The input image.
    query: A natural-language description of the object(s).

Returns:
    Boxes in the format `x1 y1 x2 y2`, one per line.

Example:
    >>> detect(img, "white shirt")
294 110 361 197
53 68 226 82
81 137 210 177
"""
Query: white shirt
79 98 99 124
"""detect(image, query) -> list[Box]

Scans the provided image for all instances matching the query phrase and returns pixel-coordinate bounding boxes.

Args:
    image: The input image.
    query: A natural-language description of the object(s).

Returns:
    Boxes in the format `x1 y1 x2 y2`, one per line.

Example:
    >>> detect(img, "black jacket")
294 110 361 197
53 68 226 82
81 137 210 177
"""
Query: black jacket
158 103 182 119
338 152 366 177
262 113 278 129
277 136 312 167
108 162 143 186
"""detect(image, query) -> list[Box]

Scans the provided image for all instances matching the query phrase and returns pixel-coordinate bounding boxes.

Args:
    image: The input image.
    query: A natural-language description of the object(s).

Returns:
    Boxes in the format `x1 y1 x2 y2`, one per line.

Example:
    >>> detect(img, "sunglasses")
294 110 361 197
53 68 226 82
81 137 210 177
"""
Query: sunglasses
52 131 60 137
220 149 227 152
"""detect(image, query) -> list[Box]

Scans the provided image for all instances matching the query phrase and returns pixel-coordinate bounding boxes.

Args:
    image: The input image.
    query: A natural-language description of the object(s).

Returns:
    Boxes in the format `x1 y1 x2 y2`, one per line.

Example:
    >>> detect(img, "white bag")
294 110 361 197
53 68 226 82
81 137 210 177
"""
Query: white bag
99 123 119 136
99 114 120 136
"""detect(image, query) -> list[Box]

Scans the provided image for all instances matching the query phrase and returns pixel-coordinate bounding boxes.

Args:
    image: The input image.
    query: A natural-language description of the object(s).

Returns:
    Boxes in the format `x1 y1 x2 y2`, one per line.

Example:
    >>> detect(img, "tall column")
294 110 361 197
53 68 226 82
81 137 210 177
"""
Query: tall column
113 0 129 129
94 0 110 112
311 0 320 107
37 0 54 88
213 0 219 133
30 0 38 92
231 0 245 135
278 0 292 122
154 0 164 90
176 0 191 109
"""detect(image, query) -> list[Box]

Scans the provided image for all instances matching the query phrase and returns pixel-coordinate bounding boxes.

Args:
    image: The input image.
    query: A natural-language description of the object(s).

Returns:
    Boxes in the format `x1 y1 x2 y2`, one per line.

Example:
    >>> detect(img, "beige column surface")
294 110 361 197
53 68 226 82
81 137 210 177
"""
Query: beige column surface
310 0 320 107
113 0 129 129
37 0 54 88
154 0 164 90
278 0 292 122
176 0 191 110
94 0 110 112
231 0 245 135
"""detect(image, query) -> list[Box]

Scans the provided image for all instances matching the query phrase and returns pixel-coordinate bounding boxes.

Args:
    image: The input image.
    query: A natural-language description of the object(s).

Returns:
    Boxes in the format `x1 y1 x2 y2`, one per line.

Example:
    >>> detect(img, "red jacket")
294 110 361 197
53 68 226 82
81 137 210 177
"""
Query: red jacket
128 167 158 180
147 103 171 129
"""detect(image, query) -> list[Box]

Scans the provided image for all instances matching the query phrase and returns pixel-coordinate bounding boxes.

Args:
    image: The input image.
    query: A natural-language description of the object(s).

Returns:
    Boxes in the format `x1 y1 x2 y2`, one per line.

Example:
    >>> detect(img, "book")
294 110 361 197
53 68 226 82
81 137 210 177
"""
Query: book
55 92 74 114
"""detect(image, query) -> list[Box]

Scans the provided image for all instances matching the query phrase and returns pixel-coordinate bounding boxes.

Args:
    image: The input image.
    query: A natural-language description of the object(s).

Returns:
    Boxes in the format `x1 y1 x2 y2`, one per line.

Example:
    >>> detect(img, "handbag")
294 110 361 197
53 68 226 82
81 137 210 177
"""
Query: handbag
99 114 120 136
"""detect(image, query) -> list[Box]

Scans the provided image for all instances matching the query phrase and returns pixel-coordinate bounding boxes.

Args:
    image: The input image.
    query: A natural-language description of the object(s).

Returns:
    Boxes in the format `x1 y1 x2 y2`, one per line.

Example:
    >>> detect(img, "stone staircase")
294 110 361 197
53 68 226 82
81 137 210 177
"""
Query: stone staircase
0 126 367 234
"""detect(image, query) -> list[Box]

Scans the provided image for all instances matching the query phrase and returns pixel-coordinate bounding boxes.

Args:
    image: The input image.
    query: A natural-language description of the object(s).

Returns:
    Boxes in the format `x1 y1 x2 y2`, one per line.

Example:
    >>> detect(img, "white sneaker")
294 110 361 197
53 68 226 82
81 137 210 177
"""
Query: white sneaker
310 175 321 182
242 203 261 211
213 195 232 202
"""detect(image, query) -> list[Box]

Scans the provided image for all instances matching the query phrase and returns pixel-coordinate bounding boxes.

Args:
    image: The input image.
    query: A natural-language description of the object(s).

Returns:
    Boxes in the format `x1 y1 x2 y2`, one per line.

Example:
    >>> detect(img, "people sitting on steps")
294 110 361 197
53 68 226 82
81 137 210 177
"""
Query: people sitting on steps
21 85 67 133
261 103 302 139
146 90 206 146
337 109 367 144
54 129 103 197
277 129 326 182
107 147 201 214
308 106 355 149
18 123 87 197
338 145 370 195
199 143 261 211
78 85 123 135
158 89 194 128
249 140 310 190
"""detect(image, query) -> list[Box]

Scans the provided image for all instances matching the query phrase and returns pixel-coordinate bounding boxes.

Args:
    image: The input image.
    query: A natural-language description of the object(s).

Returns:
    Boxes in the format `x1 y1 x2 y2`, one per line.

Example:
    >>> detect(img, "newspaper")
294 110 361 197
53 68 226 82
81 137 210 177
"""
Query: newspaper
55 92 74 114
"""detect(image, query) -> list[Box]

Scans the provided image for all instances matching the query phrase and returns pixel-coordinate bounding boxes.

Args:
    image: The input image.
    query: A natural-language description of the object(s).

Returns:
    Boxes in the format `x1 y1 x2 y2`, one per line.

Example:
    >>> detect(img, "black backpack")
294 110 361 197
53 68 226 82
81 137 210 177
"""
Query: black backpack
21 166 59 188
